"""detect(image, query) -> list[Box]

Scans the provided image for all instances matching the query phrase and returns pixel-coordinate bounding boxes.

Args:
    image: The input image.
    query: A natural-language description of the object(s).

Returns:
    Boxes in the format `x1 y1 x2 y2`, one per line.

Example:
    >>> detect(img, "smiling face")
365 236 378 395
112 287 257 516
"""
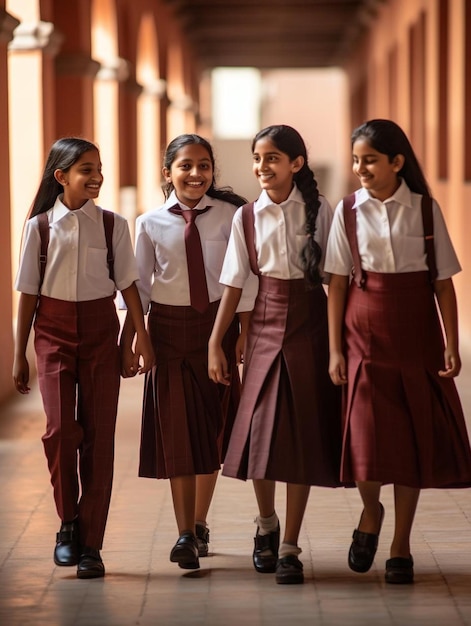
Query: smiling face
54 148 103 210
252 137 304 204
352 137 404 201
163 143 213 208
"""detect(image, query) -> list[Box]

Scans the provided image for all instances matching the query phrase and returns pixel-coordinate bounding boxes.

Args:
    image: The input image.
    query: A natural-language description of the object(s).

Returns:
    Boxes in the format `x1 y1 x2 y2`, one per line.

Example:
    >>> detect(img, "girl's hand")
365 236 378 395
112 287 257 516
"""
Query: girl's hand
329 351 347 385
13 355 31 394
120 345 138 378
208 342 230 385
134 331 155 375
439 347 461 378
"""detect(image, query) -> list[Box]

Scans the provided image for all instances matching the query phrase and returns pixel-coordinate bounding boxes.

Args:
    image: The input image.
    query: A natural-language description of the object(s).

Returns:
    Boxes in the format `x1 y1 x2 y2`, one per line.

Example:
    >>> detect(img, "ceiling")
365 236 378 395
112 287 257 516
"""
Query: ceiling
162 0 384 69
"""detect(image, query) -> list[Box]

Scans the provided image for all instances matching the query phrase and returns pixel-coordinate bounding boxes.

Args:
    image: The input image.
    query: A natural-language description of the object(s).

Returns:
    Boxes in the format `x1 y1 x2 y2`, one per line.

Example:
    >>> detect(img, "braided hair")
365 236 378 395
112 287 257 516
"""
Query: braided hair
162 134 247 207
252 125 322 286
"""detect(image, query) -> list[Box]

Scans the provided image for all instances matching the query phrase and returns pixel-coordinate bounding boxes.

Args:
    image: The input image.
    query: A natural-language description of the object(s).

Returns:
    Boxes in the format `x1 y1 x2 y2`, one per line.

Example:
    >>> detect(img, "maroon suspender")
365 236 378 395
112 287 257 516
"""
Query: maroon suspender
342 193 365 289
37 212 50 293
37 210 115 293
420 195 438 283
102 210 115 283
241 202 260 276
342 193 438 289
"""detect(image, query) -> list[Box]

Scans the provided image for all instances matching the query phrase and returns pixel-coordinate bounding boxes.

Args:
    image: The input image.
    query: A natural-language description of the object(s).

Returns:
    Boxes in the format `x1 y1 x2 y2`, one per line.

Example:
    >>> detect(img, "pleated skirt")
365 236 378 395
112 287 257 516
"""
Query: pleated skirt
222 276 342 486
342 270 471 488
139 300 240 479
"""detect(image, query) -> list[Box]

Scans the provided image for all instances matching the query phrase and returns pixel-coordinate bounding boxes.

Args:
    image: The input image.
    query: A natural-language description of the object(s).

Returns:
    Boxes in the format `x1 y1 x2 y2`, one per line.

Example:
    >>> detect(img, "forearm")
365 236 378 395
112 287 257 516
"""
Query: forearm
14 293 38 357
327 274 349 353
121 283 146 335
434 278 459 351
210 286 243 346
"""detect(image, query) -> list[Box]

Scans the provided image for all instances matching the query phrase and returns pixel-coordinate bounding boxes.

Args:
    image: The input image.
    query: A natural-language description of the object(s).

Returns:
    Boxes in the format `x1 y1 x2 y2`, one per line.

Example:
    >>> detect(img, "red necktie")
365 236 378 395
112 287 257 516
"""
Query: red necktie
169 205 211 313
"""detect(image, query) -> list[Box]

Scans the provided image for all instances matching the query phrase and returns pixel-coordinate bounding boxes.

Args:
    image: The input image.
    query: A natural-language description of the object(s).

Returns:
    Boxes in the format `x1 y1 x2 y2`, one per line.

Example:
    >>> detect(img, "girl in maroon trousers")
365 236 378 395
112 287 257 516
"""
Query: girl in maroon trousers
209 125 342 585
326 119 471 584
13 138 153 579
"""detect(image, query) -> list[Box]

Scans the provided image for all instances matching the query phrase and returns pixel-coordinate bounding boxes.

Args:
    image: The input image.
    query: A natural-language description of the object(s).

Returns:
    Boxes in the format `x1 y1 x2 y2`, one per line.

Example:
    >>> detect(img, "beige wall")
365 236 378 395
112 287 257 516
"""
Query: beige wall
0 3 17 402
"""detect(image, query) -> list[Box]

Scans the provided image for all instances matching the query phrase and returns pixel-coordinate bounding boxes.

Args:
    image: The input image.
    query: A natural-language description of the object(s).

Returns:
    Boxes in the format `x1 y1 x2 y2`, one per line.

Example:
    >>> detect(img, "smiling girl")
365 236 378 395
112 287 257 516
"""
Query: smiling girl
208 124 342 585
120 134 257 570
325 119 471 584
13 137 153 579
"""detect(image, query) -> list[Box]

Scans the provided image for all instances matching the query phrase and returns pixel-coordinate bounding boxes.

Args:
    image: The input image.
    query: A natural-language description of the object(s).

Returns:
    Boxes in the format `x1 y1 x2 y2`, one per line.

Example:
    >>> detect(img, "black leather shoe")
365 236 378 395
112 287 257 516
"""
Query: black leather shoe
77 547 105 579
54 520 79 566
275 555 304 584
385 555 414 584
252 524 280 573
170 532 200 569
195 523 210 557
348 502 384 573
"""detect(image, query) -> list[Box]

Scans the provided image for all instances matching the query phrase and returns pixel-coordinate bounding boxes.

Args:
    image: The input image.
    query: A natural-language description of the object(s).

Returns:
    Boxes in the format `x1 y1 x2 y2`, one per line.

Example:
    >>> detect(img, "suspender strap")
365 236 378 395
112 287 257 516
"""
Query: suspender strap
421 195 438 283
241 202 260 276
342 193 437 289
342 193 365 289
36 209 115 292
102 210 115 283
37 212 50 293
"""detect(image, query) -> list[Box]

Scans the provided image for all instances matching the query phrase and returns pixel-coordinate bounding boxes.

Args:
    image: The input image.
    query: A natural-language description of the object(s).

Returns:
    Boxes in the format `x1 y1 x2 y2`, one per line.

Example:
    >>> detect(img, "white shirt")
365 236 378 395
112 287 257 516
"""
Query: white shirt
220 185 333 288
324 180 461 280
135 191 258 312
15 196 139 301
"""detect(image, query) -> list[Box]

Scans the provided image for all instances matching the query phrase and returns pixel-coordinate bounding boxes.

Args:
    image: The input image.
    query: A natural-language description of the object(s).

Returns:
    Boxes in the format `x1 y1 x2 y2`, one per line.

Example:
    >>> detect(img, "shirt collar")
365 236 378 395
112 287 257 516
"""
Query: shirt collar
49 195 99 223
355 179 413 209
255 184 303 212
164 190 213 211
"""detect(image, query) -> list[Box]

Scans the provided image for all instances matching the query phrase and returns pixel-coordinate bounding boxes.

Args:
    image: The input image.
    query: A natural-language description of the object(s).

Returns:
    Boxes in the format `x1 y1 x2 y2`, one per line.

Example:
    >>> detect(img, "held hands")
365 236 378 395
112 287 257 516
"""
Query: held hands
208 341 231 386
438 346 461 378
12 355 31 394
329 351 348 386
120 332 155 378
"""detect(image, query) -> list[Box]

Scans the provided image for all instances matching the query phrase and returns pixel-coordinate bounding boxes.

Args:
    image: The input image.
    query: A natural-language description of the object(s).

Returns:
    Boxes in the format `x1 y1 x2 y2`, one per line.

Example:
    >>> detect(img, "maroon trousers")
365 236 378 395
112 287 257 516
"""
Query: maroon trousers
34 295 120 549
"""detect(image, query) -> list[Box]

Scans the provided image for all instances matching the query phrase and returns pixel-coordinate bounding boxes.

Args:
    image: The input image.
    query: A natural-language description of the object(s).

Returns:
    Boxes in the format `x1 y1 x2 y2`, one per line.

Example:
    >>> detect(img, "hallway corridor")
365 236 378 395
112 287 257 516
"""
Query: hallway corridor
1 350 470 625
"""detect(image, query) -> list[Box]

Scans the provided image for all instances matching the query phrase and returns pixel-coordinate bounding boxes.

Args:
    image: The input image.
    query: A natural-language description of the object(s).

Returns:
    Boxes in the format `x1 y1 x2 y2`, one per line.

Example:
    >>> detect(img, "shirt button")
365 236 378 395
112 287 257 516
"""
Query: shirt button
280 249 286 255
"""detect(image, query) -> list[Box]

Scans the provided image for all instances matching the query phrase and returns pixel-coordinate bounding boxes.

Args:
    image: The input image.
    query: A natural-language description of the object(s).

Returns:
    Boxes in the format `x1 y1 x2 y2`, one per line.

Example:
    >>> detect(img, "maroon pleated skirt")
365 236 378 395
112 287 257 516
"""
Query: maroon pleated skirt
342 270 471 488
222 276 342 486
139 300 240 479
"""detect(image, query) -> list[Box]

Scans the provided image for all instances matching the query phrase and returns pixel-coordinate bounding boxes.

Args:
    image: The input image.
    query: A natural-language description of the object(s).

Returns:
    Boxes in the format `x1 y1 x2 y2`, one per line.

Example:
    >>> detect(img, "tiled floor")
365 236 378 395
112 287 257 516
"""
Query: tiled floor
1 350 471 626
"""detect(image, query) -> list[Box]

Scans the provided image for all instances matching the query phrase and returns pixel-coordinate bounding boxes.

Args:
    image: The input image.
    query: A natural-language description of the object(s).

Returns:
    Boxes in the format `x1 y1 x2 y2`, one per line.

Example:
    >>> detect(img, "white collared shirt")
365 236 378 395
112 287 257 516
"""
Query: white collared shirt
15 195 138 300
135 191 258 312
220 185 334 288
324 179 461 279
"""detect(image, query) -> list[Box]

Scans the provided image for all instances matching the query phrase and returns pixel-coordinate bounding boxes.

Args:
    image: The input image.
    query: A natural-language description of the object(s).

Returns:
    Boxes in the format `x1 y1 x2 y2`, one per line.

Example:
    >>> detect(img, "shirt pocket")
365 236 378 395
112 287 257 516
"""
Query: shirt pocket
86 247 110 280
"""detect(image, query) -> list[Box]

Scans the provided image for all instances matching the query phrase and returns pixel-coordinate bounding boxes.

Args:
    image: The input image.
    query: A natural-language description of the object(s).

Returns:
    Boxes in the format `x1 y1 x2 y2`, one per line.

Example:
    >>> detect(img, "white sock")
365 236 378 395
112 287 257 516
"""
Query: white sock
255 512 279 536
279 542 302 559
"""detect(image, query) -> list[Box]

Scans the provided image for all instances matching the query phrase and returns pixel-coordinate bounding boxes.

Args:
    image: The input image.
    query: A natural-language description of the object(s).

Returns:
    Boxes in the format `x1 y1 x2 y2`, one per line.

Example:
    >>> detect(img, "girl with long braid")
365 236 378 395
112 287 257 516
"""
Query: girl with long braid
208 125 342 585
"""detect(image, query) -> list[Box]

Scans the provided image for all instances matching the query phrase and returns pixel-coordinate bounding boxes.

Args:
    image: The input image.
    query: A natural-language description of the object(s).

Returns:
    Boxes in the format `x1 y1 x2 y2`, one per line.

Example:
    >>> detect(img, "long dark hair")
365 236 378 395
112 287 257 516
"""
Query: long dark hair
29 137 99 218
162 134 247 207
252 125 322 286
351 119 431 196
